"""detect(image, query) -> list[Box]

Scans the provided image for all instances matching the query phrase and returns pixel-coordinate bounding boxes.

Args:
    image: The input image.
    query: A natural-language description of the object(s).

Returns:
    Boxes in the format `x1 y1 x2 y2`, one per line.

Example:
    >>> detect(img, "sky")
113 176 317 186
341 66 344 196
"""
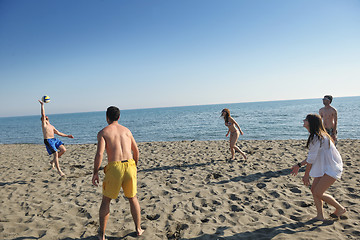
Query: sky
0 0 359 117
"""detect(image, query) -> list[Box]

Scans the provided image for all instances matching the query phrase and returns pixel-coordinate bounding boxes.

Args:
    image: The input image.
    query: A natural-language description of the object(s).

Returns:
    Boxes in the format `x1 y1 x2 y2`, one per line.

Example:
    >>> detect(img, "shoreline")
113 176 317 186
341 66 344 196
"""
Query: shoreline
1 139 359 239
1 138 359 145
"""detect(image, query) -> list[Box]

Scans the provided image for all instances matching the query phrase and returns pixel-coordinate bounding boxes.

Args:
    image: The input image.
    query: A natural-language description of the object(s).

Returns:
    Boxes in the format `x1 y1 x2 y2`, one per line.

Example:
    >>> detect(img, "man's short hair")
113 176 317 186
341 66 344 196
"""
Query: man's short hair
106 106 120 122
323 95 333 103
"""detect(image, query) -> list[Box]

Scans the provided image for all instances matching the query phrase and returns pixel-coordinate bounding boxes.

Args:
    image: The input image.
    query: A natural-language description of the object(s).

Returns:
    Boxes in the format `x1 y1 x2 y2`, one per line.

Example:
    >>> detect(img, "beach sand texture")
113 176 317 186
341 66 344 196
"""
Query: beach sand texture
0 139 359 239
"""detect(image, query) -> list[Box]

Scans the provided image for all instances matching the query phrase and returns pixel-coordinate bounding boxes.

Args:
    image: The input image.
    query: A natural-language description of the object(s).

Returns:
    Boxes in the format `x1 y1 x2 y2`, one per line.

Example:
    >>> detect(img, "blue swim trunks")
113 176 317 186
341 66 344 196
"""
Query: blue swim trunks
44 138 64 155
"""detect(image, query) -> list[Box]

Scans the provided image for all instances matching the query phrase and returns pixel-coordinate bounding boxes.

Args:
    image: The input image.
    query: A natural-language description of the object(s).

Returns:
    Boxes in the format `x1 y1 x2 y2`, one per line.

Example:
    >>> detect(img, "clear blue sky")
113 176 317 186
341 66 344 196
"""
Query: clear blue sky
1 0 359 117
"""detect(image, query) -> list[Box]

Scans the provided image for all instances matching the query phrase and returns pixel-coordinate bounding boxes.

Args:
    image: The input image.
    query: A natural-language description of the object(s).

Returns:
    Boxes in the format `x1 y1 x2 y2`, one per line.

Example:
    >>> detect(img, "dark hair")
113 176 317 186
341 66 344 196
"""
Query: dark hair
324 95 333 103
305 114 333 148
106 106 120 122
222 108 230 123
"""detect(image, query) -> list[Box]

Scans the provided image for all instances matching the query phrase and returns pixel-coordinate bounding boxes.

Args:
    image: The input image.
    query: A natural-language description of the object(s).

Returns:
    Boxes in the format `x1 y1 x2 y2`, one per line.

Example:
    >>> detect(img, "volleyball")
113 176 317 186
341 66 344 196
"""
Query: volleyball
42 95 50 103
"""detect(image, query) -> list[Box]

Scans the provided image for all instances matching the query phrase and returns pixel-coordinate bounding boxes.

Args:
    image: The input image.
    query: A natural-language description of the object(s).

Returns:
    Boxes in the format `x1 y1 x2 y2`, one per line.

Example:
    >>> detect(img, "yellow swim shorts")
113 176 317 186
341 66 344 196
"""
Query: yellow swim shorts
102 159 137 199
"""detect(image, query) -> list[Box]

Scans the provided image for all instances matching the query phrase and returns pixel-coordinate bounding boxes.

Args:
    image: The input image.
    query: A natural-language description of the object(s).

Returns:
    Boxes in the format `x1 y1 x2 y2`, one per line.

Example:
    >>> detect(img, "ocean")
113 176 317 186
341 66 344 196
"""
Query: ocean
0 97 359 144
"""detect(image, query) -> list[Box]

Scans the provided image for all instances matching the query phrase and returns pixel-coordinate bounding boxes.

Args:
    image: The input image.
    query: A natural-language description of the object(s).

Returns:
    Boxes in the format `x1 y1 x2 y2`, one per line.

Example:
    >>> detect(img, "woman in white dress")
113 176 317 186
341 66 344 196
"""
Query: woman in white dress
291 114 346 220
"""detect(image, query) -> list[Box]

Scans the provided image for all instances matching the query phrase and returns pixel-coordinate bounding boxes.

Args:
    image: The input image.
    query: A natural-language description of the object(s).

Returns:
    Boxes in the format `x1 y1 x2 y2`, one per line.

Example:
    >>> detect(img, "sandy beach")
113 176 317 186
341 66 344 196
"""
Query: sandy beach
0 139 359 239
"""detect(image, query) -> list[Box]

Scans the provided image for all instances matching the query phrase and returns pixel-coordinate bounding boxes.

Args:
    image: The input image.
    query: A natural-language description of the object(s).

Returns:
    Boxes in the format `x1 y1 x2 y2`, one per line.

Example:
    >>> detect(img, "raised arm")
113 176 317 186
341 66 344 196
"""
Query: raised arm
92 131 106 186
39 100 45 120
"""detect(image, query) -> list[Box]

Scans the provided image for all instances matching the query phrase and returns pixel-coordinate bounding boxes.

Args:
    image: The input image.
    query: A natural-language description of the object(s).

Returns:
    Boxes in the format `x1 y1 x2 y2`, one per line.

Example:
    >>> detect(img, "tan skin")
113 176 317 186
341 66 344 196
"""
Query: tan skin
291 118 346 220
319 98 338 142
92 117 143 239
39 100 73 177
221 111 246 160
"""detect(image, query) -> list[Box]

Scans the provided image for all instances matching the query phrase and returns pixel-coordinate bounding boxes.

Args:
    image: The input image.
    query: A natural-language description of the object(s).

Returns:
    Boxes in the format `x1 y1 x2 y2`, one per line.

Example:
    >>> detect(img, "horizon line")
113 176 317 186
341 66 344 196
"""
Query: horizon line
1 95 359 118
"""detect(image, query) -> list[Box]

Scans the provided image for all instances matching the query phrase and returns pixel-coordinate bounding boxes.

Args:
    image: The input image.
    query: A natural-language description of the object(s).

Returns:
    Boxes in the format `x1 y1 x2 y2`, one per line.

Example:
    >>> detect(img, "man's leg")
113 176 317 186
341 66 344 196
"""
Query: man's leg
98 195 111 240
52 152 65 177
58 145 66 158
128 196 144 236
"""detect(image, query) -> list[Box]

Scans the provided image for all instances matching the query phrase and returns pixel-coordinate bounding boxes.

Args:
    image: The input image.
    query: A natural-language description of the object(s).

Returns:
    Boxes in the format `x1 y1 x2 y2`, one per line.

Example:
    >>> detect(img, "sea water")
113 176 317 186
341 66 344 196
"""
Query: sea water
0 97 359 144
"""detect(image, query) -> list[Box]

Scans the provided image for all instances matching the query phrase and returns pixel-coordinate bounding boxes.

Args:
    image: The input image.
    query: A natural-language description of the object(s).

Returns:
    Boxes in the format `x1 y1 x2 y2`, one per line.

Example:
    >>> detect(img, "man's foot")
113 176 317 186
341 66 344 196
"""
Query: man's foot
137 228 144 236
59 175 66 181
97 230 105 240
49 160 55 169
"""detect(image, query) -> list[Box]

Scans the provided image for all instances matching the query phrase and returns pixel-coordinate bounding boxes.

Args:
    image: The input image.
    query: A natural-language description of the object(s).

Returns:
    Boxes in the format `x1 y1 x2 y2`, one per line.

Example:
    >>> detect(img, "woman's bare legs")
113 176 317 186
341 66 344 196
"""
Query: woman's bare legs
311 174 346 220
229 131 246 160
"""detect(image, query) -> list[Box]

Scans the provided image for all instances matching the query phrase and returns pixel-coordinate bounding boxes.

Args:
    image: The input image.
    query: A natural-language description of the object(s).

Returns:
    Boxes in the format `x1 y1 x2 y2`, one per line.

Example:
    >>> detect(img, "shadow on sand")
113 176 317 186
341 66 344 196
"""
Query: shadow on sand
182 218 335 240
57 231 137 240
215 167 305 184
138 159 222 173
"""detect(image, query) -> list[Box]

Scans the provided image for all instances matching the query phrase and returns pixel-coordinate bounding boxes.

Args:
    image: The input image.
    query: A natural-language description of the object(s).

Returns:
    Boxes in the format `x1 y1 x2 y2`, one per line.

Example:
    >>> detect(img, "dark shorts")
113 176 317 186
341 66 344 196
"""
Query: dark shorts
326 128 334 136
44 138 64 155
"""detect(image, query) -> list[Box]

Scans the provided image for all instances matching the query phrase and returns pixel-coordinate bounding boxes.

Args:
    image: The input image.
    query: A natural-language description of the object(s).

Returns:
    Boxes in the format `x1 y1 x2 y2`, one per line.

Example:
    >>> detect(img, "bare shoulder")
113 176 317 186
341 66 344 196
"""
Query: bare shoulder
119 124 132 135
97 126 107 137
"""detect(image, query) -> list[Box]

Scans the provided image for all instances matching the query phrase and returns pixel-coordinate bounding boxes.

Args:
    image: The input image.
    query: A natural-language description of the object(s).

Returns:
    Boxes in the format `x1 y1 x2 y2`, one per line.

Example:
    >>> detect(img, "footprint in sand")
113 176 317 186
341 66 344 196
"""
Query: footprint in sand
146 214 160 220
290 187 302 194
256 182 266 189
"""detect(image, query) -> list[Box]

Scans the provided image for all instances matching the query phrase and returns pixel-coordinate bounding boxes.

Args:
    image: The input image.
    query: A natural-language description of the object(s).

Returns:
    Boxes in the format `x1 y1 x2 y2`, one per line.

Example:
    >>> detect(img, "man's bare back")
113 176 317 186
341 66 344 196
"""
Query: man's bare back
98 123 138 164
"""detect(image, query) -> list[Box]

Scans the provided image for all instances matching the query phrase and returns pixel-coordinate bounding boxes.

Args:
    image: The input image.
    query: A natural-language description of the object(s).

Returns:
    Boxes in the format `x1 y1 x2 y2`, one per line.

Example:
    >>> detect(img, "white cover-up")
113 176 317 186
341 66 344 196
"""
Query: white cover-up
306 135 343 180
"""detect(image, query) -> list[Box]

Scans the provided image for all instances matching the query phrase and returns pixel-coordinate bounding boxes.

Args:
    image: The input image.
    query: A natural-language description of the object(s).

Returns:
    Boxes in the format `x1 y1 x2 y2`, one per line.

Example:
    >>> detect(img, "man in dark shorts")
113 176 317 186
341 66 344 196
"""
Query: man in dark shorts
39 100 74 177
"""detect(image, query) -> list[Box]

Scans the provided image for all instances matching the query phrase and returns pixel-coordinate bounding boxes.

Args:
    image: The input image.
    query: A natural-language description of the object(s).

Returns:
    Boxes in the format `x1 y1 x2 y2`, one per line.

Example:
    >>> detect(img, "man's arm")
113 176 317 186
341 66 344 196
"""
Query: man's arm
130 134 139 166
333 108 338 133
54 128 74 138
39 100 45 120
92 131 105 186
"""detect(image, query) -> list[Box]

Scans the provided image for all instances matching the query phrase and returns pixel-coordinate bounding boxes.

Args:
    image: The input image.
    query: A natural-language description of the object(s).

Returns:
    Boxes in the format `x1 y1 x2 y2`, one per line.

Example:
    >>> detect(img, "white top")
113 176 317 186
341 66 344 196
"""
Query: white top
306 135 343 179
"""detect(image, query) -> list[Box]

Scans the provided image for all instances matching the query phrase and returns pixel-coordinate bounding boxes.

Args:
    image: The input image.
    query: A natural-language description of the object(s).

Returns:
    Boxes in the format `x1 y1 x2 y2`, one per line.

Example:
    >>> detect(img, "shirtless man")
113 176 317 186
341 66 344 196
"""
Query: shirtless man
319 95 338 143
92 106 144 239
39 100 74 177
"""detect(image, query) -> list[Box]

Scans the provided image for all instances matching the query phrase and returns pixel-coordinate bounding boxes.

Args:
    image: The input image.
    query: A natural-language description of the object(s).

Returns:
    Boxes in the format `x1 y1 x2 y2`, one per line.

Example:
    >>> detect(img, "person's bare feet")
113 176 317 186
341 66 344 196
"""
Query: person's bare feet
97 230 105 240
49 160 55 169
137 228 144 236
331 207 347 219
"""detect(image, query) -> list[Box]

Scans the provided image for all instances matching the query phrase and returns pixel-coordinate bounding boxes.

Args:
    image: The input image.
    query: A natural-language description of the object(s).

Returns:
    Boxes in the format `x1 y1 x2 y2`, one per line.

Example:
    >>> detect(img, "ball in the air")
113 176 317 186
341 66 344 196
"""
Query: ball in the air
42 95 50 103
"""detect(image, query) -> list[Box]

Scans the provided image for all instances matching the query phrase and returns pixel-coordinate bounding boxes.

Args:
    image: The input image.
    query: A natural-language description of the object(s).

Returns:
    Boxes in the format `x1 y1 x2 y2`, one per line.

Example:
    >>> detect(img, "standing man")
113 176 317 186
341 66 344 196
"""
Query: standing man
92 106 144 239
319 95 338 143
39 100 74 177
